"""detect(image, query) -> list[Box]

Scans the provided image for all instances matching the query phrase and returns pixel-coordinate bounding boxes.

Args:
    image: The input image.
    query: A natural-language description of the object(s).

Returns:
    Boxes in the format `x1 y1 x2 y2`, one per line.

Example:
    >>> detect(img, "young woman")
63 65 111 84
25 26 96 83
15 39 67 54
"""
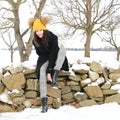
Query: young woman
28 16 69 113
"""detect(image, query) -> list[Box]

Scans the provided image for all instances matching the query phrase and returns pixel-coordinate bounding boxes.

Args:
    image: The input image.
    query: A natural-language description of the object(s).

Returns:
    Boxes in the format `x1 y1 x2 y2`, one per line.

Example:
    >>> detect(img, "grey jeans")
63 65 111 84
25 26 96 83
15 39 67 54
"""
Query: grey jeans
39 45 66 98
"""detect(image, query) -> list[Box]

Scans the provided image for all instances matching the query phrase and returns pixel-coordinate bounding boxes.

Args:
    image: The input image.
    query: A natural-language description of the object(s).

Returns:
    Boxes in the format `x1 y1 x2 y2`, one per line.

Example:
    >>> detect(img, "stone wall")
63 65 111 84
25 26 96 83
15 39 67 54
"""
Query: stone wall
0 60 120 112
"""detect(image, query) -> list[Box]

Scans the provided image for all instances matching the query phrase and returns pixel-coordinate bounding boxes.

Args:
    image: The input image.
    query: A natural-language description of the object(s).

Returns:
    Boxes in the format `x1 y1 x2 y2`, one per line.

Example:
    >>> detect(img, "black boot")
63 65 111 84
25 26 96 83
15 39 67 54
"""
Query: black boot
41 97 48 113
52 70 59 87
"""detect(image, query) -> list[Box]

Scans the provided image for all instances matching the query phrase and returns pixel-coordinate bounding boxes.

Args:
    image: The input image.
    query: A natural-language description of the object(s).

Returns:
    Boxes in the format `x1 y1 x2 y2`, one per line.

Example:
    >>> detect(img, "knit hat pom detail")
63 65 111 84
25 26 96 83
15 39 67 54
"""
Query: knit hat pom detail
28 18 35 28
40 16 51 25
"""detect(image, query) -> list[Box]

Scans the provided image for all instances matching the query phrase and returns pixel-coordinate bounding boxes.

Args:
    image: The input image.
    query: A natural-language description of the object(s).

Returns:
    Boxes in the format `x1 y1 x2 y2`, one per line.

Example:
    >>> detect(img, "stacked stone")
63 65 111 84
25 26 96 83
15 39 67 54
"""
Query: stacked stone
0 60 120 112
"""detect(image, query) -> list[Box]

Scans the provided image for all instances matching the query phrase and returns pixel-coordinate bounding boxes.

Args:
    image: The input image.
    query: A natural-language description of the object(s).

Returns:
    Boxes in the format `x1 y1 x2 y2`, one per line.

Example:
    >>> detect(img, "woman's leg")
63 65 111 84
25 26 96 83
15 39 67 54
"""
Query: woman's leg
52 45 66 86
39 61 48 113
54 45 66 70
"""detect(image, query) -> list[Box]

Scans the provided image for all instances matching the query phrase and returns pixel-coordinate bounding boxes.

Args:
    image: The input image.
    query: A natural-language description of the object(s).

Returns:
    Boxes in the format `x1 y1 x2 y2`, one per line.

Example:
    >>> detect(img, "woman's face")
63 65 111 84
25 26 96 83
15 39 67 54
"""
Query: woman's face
36 30 44 38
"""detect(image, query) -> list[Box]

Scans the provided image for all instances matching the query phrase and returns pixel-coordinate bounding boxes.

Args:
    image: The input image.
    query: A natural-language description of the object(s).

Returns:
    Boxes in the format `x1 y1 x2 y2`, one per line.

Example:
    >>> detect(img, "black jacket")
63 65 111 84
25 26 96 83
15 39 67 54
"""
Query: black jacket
33 31 69 79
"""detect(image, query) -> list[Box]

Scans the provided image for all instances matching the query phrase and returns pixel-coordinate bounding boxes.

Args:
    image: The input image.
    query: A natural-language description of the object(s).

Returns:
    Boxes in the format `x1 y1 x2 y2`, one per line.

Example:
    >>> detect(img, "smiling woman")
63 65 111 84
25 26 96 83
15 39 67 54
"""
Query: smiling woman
28 16 69 113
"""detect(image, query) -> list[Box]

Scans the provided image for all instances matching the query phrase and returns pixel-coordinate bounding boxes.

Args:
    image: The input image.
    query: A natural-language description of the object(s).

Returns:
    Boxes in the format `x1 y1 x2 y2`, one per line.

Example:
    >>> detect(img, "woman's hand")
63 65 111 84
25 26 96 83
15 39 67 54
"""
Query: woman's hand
47 73 52 82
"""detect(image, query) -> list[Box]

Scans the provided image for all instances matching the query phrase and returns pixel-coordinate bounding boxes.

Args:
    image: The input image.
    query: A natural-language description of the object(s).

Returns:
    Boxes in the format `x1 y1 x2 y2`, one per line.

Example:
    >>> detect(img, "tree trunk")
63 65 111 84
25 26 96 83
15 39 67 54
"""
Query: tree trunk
117 51 120 61
13 7 32 62
25 31 34 61
10 47 14 63
84 33 91 57
14 27 26 62
84 0 92 57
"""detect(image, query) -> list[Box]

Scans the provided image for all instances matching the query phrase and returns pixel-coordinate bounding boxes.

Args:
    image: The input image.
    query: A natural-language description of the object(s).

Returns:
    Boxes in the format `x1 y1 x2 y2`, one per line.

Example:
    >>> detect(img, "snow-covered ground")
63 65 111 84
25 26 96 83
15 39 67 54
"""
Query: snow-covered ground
1 103 120 120
0 50 120 120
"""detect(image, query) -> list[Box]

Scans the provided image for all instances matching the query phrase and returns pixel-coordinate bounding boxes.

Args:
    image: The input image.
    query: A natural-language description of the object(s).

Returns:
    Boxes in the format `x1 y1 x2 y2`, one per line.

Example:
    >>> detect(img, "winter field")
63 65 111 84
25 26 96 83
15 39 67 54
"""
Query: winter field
0 50 118 68
0 50 120 120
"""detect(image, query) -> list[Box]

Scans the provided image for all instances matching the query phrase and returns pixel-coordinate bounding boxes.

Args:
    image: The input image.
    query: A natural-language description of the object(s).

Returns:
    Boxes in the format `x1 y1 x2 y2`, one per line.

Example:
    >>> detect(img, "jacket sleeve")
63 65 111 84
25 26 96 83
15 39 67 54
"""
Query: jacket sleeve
46 34 59 74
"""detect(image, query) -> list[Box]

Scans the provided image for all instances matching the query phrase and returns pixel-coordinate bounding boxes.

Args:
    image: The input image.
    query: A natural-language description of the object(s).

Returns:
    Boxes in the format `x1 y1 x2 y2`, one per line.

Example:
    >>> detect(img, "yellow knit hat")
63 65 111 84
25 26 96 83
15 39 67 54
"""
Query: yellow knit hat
28 16 50 32
33 19 46 31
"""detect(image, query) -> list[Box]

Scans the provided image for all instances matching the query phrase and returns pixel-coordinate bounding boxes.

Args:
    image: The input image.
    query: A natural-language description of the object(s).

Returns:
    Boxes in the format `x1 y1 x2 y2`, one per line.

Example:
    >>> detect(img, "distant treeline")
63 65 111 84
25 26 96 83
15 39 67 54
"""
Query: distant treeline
66 47 116 51
1 47 115 51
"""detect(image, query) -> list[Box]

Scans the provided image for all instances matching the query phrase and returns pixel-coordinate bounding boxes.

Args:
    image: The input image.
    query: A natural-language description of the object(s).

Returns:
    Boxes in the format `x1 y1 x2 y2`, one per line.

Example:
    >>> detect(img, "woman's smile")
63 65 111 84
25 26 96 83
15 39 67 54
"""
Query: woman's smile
36 30 44 38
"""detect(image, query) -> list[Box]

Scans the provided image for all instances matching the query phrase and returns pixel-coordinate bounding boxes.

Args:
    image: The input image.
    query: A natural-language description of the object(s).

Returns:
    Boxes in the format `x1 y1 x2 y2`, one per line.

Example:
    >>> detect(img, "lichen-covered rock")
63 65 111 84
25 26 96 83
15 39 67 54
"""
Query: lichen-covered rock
90 61 103 74
105 93 120 104
2 73 26 91
0 101 16 112
84 85 103 98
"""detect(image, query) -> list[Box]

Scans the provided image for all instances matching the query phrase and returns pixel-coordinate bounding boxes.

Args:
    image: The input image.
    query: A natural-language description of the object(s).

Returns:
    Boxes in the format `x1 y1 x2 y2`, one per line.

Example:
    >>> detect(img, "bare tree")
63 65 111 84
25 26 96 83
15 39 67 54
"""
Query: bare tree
0 0 47 62
50 0 120 57
102 17 120 61
0 30 17 63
